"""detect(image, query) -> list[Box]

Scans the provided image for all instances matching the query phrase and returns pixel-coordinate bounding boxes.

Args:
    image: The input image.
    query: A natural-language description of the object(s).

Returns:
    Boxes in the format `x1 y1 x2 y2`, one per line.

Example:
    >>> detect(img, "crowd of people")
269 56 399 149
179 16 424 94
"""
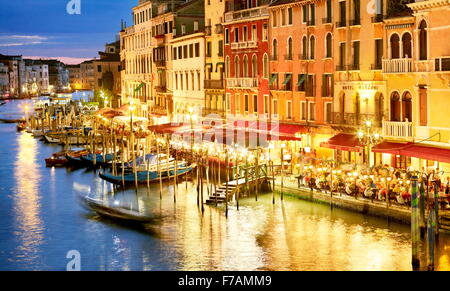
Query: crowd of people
295 164 450 209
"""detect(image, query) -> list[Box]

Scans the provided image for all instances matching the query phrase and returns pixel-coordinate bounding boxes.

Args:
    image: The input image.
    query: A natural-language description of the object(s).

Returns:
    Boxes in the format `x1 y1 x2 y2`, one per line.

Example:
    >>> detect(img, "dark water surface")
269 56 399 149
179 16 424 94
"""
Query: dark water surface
0 99 449 271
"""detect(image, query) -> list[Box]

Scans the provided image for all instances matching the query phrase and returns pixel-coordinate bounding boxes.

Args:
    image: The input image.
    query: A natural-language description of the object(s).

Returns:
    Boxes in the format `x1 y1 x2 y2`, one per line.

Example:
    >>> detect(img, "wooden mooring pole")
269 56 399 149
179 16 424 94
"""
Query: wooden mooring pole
411 175 421 269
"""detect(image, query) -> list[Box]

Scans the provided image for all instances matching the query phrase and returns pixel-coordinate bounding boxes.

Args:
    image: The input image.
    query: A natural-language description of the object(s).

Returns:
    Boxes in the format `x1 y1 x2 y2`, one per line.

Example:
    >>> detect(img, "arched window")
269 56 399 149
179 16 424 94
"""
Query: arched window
225 56 230 78
402 33 412 59
302 36 308 59
252 54 258 78
272 39 278 60
234 55 240 78
243 55 248 77
287 37 293 59
390 34 400 59
263 53 269 78
402 92 412 122
390 92 401 121
326 33 332 58
310 35 315 59
419 20 427 60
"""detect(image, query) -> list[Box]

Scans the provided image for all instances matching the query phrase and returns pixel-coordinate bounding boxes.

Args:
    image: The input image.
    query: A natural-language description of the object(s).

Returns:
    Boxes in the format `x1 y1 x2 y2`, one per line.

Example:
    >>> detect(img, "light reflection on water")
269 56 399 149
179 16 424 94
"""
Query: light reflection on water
0 99 449 271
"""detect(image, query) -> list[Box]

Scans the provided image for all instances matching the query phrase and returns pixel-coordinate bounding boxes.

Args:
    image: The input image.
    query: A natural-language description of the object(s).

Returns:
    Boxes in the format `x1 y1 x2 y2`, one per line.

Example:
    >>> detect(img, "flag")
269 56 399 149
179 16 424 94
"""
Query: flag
134 82 145 92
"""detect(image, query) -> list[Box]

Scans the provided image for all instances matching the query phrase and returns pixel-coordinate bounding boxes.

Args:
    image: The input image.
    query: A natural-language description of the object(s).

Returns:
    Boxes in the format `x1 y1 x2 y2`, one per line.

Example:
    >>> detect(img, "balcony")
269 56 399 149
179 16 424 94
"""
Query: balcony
299 54 310 60
322 17 333 24
155 60 166 67
231 42 239 50
155 86 167 93
332 112 380 127
382 121 413 139
414 60 434 72
247 40 258 48
226 78 258 88
336 20 347 28
306 19 316 26
349 64 360 71
205 26 212 36
349 19 361 26
204 79 224 89
284 54 293 61
382 58 412 73
215 24 223 34
336 65 347 71
224 6 269 23
371 14 384 23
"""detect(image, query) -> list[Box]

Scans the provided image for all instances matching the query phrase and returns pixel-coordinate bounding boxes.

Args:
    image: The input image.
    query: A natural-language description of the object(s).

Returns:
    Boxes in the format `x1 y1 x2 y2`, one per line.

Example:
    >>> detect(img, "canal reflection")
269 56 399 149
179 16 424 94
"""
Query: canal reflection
13 132 44 267
0 98 449 271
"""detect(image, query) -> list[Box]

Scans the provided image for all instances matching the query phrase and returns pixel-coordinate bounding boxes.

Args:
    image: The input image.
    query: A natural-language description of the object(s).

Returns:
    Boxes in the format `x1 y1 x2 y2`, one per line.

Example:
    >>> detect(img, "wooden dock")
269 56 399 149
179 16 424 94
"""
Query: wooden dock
205 164 270 205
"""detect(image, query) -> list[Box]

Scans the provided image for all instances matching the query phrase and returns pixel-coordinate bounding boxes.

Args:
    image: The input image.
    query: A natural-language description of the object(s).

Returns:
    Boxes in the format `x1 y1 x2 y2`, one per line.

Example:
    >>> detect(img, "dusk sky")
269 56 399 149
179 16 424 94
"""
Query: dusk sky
0 0 134 64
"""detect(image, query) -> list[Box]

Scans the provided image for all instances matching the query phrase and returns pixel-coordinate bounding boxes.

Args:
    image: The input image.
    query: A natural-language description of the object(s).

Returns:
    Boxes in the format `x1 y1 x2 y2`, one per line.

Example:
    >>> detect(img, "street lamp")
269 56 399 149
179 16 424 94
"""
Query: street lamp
357 120 381 167
186 107 198 156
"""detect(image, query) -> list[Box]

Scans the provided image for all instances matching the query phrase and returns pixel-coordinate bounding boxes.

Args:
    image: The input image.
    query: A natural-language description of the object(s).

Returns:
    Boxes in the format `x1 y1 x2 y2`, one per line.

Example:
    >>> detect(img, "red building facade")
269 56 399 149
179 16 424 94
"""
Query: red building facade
223 0 270 119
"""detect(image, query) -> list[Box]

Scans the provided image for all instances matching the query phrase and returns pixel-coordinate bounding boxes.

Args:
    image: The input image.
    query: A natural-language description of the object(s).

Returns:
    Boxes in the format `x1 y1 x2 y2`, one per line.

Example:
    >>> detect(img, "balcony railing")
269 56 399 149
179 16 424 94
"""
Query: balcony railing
332 112 380 127
205 26 212 36
414 60 434 72
371 14 384 23
224 6 269 23
226 78 258 88
322 17 333 24
247 40 258 48
155 60 166 67
284 54 293 61
155 86 167 93
336 64 347 71
336 20 347 28
349 18 361 26
382 58 412 73
215 24 223 34
231 42 239 50
382 121 413 139
204 79 224 89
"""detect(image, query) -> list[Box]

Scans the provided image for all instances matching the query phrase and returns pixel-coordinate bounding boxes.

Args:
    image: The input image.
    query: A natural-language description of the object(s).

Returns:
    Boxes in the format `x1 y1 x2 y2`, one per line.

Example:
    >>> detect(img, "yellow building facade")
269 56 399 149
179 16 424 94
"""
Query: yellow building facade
378 0 450 177
204 0 226 118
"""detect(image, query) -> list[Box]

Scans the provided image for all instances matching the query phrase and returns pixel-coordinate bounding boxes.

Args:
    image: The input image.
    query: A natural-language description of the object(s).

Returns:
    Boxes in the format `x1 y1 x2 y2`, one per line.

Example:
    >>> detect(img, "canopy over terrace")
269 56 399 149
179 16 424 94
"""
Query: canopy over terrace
320 133 363 152
372 141 450 164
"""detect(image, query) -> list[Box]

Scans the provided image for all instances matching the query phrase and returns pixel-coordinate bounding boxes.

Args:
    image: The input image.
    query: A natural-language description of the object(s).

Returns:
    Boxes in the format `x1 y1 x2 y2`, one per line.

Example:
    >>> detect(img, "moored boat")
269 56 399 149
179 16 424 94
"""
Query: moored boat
80 153 115 168
99 163 194 185
80 196 155 222
45 155 68 167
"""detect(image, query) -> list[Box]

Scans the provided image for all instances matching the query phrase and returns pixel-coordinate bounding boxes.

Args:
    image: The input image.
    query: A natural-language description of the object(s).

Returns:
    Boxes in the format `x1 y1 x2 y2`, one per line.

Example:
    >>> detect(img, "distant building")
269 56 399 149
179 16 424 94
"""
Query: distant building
0 54 24 97
92 40 122 98
79 60 95 90
0 62 9 97
23 59 49 96
39 60 69 92
67 64 82 90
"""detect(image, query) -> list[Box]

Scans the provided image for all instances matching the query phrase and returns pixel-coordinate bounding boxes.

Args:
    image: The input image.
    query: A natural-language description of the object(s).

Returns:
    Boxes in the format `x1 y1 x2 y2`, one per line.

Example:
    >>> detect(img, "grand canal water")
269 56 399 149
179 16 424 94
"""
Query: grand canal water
0 98 449 271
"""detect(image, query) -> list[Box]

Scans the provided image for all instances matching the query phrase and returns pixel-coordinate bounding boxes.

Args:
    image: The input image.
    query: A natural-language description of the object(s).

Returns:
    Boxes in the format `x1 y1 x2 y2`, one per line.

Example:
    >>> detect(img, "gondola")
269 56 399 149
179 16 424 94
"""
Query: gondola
99 164 195 185
80 153 115 168
65 150 89 167
80 196 155 222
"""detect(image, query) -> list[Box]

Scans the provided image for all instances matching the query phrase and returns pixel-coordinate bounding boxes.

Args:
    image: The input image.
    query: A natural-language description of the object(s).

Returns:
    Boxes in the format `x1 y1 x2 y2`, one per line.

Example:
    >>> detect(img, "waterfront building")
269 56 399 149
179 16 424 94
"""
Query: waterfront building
120 0 153 116
370 0 450 176
92 41 122 102
80 60 95 90
268 0 336 161
0 54 24 97
223 0 270 121
204 0 226 118
120 0 205 119
0 62 9 97
171 32 205 122
67 64 82 91
23 59 50 96
40 60 70 92
319 0 387 165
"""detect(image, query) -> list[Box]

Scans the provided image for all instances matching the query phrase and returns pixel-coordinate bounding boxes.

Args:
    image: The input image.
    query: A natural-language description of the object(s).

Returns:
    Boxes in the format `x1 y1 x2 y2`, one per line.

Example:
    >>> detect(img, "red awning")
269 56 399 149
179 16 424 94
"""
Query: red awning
320 133 362 152
230 120 305 141
400 144 450 164
371 141 411 155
